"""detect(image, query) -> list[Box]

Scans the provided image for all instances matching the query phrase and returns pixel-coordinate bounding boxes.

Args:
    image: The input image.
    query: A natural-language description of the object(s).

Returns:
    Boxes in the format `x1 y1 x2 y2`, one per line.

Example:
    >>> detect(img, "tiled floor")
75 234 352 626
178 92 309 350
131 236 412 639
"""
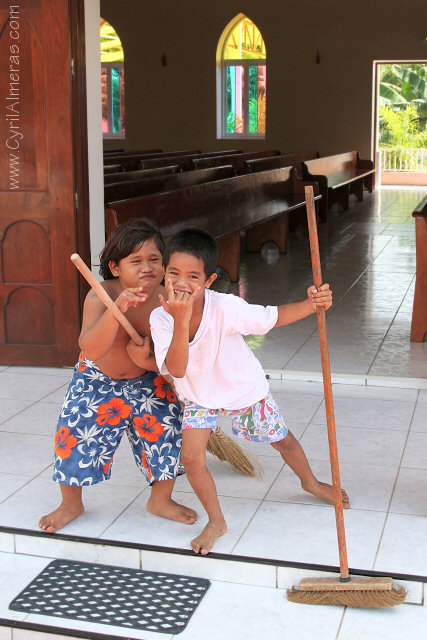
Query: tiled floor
1 187 427 639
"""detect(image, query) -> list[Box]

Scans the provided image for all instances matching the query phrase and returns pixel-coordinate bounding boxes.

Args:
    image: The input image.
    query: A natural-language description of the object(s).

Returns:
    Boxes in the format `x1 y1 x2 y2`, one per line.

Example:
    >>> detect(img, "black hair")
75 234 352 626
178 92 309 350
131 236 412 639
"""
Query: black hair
165 228 218 278
99 218 165 279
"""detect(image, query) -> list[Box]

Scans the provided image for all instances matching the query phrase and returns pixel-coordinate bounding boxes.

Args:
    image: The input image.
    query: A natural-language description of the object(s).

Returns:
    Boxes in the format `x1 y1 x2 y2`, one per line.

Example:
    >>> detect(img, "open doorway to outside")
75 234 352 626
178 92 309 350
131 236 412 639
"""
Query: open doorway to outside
374 61 427 186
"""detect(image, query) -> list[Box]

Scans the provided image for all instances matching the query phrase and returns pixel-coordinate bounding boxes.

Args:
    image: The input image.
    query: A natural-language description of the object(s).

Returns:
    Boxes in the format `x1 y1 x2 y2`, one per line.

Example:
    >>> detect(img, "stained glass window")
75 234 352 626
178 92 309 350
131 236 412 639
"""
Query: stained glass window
100 19 125 138
220 16 266 138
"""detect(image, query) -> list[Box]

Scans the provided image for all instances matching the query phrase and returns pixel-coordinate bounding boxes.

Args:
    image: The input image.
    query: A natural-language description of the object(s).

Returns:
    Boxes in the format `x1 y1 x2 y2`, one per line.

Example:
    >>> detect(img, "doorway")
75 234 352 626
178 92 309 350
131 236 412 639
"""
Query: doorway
374 61 427 187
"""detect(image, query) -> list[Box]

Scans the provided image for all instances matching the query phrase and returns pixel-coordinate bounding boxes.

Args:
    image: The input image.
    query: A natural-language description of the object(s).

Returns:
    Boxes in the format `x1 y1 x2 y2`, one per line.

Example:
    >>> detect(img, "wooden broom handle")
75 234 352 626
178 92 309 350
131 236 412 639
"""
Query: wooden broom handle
70 253 144 346
304 186 349 580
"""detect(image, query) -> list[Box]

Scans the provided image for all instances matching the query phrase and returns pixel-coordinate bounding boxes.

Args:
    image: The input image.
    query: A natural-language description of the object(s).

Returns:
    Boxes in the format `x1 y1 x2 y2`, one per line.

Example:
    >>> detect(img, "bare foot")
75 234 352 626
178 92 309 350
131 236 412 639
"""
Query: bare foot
302 480 350 509
39 502 85 533
191 520 227 555
146 497 198 524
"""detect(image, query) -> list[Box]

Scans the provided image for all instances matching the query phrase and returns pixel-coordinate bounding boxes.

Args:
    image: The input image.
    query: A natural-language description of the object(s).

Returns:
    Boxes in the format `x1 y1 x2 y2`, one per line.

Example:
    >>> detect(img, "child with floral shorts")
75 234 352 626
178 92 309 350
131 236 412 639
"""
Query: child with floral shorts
39 219 197 534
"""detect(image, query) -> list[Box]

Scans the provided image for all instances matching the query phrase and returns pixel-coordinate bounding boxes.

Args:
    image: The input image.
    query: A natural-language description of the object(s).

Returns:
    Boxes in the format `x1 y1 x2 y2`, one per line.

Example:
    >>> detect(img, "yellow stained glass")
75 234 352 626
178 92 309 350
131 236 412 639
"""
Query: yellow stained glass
224 17 266 61
100 18 124 63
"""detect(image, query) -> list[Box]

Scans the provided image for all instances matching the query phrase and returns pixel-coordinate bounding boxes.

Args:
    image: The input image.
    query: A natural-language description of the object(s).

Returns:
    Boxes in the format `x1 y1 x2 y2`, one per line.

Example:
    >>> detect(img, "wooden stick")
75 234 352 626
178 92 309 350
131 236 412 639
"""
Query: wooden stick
70 253 144 346
304 186 349 581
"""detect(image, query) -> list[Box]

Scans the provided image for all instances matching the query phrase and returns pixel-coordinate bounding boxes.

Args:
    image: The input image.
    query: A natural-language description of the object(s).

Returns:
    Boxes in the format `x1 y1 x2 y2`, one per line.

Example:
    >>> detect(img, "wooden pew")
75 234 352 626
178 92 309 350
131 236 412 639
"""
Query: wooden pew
103 148 161 157
411 195 427 342
104 165 179 185
302 151 375 222
104 166 234 202
104 164 122 174
103 150 201 171
105 167 319 282
244 150 319 178
192 150 281 174
137 150 243 172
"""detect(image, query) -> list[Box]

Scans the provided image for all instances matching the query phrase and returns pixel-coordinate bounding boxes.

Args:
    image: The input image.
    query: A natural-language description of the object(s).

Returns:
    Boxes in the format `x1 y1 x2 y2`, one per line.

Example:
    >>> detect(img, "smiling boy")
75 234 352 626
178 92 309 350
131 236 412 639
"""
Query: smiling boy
150 227 349 555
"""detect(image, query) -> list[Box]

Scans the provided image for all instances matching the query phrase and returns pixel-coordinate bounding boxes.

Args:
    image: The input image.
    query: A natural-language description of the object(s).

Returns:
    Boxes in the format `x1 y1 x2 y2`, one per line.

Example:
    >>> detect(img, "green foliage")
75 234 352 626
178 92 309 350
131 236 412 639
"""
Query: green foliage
379 63 427 148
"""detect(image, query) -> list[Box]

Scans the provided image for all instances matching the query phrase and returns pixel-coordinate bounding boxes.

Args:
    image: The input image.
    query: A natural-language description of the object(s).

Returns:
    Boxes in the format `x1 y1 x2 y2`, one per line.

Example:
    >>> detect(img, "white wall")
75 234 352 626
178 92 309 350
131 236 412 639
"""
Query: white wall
84 0 104 275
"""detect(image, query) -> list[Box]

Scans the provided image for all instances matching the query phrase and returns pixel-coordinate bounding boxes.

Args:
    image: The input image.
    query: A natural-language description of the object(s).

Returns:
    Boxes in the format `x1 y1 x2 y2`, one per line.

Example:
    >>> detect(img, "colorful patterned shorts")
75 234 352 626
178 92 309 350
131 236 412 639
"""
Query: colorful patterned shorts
53 355 184 486
182 391 288 444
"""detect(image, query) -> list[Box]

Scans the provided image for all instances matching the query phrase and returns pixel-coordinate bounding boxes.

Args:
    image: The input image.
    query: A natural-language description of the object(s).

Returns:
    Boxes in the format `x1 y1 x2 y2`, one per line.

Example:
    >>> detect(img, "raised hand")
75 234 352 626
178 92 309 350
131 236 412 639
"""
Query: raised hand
307 283 332 311
159 279 201 325
115 287 147 313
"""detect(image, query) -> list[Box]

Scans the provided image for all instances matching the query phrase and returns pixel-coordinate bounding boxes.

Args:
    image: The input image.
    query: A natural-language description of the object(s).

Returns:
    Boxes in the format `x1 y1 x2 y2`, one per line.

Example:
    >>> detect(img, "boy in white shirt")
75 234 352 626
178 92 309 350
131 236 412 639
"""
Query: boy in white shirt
150 228 349 555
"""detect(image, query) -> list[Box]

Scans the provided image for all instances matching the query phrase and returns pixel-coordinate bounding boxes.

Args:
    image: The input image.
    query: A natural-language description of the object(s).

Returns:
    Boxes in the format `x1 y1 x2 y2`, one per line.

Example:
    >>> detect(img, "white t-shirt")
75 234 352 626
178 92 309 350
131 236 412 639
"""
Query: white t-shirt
150 289 278 409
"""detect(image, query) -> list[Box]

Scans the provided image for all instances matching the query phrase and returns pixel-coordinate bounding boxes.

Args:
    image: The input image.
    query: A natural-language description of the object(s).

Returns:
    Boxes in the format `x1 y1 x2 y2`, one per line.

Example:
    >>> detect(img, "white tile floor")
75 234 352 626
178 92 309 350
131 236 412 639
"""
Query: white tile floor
1 187 427 639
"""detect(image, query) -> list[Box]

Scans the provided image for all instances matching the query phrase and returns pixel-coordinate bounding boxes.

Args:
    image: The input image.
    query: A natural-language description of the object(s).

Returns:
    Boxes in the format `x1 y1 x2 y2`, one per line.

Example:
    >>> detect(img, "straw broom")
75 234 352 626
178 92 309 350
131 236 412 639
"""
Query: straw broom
286 187 406 608
71 253 262 477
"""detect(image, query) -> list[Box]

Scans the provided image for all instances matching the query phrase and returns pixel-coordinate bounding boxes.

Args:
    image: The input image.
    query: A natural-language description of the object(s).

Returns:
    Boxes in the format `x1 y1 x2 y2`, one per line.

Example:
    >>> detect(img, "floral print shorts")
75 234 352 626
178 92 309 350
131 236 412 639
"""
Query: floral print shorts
182 391 288 444
52 354 184 486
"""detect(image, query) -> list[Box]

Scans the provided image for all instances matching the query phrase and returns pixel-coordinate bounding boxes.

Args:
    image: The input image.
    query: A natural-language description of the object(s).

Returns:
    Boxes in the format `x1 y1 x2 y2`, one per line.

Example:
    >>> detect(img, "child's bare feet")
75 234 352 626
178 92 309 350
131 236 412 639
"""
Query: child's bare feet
191 519 227 555
39 502 85 533
302 479 350 509
147 496 198 524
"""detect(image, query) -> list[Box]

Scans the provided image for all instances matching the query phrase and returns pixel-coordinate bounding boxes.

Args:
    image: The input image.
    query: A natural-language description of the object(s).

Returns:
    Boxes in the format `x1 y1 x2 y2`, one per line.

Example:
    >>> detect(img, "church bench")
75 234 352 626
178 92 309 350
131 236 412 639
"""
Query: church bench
410 195 427 342
105 167 319 282
104 165 179 185
103 148 161 157
137 150 243 171
192 150 281 174
244 150 319 178
103 150 201 171
302 151 375 222
104 163 122 174
104 166 234 202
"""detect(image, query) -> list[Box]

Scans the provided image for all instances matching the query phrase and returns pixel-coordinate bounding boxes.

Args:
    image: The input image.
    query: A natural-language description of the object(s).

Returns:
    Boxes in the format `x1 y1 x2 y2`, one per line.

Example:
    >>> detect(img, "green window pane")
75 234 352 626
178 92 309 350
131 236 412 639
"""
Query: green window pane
226 67 235 133
249 66 258 134
111 67 121 133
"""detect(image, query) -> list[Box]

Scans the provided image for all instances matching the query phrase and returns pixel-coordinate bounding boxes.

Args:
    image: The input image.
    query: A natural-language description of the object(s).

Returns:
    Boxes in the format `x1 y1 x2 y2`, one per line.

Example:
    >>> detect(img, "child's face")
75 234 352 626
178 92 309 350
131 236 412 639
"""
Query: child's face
165 252 216 303
109 239 164 292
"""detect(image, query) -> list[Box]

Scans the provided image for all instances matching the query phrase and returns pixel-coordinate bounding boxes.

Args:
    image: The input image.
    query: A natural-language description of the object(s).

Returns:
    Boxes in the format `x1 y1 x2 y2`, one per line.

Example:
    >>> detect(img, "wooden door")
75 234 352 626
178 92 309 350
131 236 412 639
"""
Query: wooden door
0 0 88 366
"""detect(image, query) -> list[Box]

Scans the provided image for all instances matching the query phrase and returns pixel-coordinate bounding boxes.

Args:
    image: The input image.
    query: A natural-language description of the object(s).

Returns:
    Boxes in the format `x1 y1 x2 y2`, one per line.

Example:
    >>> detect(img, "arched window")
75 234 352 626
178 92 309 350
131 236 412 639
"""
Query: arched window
217 15 266 139
100 18 125 138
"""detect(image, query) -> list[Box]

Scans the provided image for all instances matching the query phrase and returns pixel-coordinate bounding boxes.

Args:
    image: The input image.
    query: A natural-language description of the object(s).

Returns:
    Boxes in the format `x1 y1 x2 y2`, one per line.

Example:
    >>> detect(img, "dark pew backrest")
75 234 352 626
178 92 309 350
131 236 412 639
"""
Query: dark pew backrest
103 150 201 171
104 164 122 174
244 150 319 177
192 150 281 173
302 151 374 221
104 166 235 202
103 148 161 157
104 165 179 185
137 150 244 172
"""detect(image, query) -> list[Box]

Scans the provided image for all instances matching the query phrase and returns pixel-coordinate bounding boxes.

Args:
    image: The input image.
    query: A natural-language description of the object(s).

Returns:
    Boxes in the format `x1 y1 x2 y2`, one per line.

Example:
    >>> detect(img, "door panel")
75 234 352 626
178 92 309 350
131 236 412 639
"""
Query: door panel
0 0 82 366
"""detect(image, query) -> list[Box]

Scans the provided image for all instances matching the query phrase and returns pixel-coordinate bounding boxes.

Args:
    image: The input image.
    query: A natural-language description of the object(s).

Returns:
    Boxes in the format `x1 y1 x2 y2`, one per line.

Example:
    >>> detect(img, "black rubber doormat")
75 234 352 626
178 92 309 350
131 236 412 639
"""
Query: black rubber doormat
9 558 210 635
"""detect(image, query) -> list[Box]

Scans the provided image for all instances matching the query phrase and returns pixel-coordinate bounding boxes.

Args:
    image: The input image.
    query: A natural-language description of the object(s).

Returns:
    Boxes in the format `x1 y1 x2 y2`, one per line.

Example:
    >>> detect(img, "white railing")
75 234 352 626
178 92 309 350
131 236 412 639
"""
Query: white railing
379 148 427 172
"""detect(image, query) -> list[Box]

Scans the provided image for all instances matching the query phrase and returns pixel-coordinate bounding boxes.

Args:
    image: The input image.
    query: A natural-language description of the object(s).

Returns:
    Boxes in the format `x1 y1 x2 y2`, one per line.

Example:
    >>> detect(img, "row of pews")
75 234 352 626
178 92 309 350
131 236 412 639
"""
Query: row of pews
103 147 375 282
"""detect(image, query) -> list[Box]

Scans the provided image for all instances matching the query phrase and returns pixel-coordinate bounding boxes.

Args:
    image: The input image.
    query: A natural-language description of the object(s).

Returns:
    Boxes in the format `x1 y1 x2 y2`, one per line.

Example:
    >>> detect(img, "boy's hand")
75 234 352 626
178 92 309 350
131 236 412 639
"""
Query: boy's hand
126 337 158 370
159 279 201 324
307 283 332 312
115 287 147 313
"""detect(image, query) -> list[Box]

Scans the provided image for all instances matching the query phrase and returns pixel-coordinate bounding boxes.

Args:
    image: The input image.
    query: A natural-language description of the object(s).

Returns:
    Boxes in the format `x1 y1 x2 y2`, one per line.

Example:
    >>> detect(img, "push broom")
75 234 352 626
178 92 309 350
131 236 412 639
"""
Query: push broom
286 187 406 607
70 253 262 478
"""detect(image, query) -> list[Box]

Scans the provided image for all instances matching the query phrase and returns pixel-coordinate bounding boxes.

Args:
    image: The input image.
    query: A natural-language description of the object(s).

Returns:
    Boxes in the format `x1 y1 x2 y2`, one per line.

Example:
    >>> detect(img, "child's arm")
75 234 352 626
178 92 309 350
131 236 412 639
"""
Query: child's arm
274 283 332 327
126 337 159 372
158 279 201 378
79 285 147 361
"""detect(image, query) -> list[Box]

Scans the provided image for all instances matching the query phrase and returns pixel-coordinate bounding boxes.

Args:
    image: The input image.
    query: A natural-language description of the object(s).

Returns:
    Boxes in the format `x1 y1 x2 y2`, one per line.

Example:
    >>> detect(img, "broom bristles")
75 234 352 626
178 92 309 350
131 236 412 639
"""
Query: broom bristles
286 584 406 608
207 427 264 477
